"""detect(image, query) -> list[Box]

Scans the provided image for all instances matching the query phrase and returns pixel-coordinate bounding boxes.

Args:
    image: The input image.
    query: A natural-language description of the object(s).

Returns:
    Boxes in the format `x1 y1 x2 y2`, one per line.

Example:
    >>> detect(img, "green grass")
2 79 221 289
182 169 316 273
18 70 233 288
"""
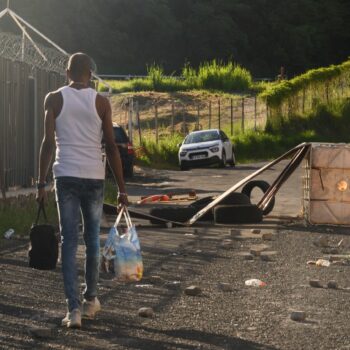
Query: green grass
0 193 58 239
99 60 253 94
136 99 350 168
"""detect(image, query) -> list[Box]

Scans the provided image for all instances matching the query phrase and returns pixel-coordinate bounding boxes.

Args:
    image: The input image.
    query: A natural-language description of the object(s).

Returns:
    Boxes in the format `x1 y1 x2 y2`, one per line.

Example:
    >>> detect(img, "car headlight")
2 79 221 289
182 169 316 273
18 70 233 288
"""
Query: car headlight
180 151 187 156
210 147 219 153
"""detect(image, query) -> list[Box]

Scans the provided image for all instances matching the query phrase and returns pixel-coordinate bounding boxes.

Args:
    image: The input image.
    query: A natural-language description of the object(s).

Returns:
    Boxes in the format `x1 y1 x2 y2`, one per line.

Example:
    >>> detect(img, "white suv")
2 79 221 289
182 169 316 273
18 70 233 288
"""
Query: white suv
178 129 235 170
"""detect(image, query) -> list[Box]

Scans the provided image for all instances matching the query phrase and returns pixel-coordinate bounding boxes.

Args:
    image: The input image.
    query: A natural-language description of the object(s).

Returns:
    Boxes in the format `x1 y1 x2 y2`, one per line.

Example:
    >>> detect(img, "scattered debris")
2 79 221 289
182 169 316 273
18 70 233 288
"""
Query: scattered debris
241 252 254 260
245 279 266 287
316 236 330 248
250 244 269 256
327 280 338 289
135 284 153 289
164 281 181 290
309 279 323 288
185 285 202 296
217 282 234 292
4 228 14 239
251 229 261 234
321 247 340 254
220 239 234 249
148 276 164 285
315 259 331 267
138 307 154 318
184 233 195 237
307 260 316 265
262 232 273 241
229 229 240 237
101 280 115 288
28 327 56 339
260 251 277 261
290 311 306 322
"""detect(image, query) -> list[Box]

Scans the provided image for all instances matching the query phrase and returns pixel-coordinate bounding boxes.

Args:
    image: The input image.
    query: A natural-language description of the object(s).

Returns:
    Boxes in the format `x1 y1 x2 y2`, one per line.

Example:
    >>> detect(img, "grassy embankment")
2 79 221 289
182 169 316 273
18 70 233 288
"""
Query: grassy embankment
121 59 350 168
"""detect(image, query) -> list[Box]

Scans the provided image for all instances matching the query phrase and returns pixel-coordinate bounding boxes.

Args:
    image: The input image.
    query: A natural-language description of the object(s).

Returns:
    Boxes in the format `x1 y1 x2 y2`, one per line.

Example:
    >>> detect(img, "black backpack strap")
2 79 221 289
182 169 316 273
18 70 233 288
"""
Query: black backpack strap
35 201 48 224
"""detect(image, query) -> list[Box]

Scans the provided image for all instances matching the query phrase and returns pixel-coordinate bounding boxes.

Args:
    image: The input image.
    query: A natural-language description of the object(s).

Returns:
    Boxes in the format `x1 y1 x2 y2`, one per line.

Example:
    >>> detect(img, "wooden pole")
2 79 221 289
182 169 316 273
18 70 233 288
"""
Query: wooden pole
209 101 211 129
135 101 142 146
230 98 233 136
196 104 200 130
241 97 245 133
155 102 159 144
254 96 257 131
171 100 175 135
218 99 221 130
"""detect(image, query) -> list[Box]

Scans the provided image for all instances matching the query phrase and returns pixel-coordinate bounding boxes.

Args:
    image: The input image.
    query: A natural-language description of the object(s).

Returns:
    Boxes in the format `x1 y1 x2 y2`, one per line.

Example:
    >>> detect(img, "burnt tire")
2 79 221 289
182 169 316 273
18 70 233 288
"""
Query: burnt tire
241 180 275 216
189 192 251 221
149 206 198 225
214 204 263 224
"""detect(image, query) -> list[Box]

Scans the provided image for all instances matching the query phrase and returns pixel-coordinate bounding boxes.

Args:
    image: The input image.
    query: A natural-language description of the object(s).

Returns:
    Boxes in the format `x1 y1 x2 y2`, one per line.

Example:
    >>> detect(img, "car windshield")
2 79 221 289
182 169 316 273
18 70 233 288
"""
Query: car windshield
184 130 220 144
113 127 129 143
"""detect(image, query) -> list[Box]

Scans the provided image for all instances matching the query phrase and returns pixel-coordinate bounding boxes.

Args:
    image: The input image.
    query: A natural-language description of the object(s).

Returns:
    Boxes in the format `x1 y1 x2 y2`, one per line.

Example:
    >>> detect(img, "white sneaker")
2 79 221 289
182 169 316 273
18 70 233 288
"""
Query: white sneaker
61 308 81 328
82 297 101 319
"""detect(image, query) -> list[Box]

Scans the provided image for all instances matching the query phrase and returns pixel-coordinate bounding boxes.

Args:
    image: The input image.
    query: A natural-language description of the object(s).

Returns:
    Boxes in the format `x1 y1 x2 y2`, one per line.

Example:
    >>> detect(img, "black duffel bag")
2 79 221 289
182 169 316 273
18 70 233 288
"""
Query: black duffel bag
28 202 59 270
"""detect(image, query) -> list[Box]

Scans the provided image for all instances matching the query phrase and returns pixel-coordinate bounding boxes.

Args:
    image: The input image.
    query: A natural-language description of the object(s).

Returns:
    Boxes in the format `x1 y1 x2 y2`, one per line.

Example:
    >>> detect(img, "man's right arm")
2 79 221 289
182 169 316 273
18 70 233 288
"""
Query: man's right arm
37 93 56 203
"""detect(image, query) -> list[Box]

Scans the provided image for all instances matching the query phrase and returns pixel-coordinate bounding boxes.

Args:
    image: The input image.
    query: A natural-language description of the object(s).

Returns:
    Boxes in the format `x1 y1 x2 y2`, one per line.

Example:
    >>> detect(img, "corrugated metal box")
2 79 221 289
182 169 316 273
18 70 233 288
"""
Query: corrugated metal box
303 143 350 225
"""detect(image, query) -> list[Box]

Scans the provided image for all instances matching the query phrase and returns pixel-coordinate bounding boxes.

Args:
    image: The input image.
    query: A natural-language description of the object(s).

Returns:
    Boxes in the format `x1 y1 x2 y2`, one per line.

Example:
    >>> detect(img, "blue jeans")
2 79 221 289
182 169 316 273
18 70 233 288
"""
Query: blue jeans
55 177 104 312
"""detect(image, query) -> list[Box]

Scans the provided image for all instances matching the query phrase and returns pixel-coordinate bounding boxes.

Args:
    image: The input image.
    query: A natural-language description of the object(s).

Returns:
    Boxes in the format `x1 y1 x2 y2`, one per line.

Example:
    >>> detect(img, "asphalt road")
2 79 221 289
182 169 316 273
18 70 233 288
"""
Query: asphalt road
126 159 304 219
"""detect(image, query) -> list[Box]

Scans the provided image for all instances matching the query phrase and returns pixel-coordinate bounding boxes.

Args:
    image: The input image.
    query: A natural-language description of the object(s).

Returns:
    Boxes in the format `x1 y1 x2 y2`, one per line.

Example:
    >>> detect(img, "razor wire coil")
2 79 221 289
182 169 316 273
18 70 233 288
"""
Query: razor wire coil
0 31 67 74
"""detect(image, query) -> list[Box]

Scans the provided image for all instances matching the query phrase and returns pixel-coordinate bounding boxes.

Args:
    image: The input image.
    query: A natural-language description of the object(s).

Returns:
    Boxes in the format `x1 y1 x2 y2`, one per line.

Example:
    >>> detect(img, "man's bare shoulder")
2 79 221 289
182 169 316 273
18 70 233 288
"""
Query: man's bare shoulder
44 88 63 115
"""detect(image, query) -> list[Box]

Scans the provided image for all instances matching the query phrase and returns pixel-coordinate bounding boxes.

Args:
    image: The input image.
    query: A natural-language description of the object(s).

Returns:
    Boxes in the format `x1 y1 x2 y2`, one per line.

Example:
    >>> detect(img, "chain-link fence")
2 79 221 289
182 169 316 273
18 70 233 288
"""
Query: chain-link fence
112 94 267 145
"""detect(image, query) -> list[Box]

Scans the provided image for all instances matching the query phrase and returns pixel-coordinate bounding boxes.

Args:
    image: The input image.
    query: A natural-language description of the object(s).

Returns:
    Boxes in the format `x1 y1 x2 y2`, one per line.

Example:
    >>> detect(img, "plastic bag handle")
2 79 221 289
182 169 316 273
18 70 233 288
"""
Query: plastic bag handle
113 206 133 230
123 207 133 229
114 206 125 228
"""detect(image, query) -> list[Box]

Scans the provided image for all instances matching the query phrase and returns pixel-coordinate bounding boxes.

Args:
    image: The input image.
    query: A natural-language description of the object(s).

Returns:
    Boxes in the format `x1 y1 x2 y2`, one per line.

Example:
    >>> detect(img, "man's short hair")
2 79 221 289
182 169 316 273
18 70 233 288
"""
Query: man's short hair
67 53 96 79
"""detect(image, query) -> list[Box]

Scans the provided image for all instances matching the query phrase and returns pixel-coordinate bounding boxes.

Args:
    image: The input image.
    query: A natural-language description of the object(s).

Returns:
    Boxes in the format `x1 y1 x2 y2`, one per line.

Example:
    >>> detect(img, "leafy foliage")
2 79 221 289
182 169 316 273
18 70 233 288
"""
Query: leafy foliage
1 0 349 78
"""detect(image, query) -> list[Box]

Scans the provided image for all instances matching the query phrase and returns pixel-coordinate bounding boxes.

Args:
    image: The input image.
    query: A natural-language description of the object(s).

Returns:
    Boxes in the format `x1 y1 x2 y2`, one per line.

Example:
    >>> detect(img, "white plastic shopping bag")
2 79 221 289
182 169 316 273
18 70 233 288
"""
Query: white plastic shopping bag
102 207 143 281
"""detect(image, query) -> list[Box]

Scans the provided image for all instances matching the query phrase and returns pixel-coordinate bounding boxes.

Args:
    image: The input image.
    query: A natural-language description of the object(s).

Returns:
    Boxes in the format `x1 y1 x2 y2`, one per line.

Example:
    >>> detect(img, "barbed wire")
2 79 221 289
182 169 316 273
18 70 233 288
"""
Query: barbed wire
0 31 67 74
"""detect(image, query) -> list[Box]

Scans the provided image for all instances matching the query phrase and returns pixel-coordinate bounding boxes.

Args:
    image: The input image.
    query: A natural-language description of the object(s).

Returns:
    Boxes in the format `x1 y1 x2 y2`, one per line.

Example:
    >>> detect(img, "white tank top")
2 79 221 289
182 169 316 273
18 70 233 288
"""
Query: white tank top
52 86 105 179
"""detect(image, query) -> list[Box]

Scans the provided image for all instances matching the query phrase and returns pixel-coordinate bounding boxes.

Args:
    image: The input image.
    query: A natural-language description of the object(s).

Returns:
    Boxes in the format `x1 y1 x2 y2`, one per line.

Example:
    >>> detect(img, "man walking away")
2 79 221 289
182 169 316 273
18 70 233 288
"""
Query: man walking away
37 53 128 328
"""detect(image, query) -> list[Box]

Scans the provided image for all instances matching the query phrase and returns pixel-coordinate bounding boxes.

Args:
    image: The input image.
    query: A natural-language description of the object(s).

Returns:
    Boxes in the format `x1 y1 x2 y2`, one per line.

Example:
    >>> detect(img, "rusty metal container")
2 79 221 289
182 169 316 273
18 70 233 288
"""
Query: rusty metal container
303 143 350 225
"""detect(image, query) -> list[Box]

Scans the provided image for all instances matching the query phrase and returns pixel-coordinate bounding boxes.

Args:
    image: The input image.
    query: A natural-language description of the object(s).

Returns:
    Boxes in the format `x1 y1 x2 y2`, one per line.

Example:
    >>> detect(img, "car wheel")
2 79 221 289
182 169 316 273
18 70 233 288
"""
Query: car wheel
124 164 134 178
219 151 226 168
241 180 275 216
214 204 263 224
229 153 236 167
149 206 198 225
